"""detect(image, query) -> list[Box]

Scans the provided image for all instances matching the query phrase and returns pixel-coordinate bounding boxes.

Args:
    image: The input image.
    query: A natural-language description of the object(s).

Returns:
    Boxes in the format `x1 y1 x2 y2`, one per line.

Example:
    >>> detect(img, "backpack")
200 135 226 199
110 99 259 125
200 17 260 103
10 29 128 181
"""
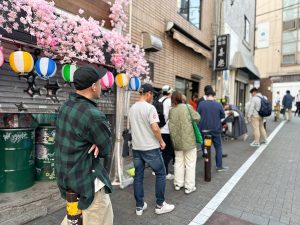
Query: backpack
258 96 272 117
153 97 167 128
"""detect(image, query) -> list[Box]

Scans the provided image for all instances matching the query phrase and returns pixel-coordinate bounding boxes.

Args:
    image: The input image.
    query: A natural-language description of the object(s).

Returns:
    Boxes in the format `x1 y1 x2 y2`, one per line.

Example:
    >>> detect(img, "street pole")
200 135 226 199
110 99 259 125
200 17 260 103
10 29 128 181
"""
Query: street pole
66 191 82 225
111 0 134 189
204 135 212 182
214 0 224 98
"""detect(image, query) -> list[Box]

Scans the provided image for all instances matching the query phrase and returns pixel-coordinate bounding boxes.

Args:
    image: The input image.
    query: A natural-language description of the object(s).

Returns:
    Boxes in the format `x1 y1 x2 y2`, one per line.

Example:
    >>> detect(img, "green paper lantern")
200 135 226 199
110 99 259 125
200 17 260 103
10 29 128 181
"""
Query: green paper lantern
61 64 78 82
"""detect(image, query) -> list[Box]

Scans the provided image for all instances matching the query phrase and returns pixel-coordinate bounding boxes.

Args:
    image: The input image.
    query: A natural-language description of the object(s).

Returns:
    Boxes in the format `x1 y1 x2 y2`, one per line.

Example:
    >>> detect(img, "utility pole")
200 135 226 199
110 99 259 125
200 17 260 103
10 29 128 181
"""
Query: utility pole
213 0 224 98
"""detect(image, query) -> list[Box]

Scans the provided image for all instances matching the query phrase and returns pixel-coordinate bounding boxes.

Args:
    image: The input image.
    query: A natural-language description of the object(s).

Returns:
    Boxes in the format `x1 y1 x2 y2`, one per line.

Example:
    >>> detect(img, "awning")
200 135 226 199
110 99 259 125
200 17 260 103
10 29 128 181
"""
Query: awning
171 29 211 59
231 51 260 79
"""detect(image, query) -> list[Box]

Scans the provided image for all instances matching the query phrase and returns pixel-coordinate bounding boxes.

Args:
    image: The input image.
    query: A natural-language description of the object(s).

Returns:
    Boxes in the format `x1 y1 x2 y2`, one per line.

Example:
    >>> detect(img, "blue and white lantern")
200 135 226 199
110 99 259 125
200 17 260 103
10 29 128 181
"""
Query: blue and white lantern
129 77 141 91
35 57 57 80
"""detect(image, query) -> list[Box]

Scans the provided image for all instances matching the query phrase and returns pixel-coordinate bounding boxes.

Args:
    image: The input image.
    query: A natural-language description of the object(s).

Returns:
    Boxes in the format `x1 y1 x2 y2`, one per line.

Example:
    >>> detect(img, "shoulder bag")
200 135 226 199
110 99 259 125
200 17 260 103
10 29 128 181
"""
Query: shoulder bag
186 104 203 144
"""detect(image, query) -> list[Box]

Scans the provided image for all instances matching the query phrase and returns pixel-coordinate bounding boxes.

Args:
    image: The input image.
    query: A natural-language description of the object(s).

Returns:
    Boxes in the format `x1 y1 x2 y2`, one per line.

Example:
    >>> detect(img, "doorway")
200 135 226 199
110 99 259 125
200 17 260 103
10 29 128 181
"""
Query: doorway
235 81 246 113
175 77 199 102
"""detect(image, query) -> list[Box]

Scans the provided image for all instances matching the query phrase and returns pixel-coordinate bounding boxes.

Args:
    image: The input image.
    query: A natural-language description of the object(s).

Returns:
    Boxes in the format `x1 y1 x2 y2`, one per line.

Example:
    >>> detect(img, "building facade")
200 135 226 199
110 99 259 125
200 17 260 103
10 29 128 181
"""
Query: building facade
0 0 115 115
255 0 300 107
215 0 259 112
129 0 214 101
0 0 116 192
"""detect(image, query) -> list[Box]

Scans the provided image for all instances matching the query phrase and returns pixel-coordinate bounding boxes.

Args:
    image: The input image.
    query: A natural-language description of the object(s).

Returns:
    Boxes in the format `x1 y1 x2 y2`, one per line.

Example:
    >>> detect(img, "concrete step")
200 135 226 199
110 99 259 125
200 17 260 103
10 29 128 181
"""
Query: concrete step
0 182 65 224
0 207 47 225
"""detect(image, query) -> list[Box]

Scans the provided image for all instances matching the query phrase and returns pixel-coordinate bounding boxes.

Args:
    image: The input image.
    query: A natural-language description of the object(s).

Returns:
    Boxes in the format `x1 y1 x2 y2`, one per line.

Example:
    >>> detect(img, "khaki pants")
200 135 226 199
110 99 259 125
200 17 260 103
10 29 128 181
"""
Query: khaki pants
275 104 280 121
284 108 292 121
251 116 267 144
174 148 197 190
61 188 113 225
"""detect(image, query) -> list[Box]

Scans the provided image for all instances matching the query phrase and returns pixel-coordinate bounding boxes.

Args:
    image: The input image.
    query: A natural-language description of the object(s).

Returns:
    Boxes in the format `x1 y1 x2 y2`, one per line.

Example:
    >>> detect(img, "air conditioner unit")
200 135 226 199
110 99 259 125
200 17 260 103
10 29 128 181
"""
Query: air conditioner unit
142 33 163 52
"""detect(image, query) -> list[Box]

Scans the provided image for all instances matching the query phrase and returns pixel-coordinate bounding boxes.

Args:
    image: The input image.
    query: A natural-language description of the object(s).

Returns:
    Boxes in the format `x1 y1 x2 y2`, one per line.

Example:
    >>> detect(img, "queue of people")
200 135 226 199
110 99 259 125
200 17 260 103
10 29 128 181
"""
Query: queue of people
128 83 233 216
273 90 299 121
54 65 289 224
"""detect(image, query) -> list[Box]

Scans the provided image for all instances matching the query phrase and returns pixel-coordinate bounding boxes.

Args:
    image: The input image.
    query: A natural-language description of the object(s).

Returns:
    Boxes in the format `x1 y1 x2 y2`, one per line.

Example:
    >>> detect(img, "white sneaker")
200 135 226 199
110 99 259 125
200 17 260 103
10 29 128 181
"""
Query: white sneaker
155 201 175 215
185 186 196 194
216 166 229 172
152 172 155 176
250 142 260 147
136 202 147 216
166 173 175 180
174 185 182 191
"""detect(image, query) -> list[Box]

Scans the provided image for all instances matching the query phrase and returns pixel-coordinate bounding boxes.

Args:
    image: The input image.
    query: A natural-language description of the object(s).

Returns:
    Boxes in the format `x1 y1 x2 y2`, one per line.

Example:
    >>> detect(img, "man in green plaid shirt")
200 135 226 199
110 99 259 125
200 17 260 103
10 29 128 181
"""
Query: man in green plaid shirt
55 65 113 225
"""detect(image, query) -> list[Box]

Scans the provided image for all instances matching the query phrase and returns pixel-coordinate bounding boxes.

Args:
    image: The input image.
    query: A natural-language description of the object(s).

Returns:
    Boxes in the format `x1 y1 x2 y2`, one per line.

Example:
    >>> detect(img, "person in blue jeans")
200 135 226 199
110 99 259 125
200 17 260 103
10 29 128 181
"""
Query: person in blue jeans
282 90 294 121
128 83 175 216
197 89 228 172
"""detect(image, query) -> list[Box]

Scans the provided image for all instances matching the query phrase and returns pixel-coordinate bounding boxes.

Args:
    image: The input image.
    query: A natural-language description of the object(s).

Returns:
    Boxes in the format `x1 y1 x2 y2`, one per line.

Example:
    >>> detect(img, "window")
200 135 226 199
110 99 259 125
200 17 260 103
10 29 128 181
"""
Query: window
244 16 250 44
283 0 298 7
282 0 300 65
140 61 154 82
177 0 202 29
175 77 199 102
235 81 246 113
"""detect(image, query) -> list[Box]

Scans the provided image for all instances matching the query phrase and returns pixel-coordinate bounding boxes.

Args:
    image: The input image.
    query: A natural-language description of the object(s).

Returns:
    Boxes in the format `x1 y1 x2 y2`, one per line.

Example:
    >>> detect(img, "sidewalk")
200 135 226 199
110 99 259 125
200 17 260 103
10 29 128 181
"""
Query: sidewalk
216 118 300 225
24 118 284 225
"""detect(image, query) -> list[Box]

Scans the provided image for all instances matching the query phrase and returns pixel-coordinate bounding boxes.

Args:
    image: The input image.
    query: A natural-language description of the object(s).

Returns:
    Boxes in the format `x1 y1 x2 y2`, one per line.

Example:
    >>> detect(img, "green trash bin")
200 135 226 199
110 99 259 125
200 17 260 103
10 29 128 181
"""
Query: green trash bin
0 128 35 193
35 126 56 181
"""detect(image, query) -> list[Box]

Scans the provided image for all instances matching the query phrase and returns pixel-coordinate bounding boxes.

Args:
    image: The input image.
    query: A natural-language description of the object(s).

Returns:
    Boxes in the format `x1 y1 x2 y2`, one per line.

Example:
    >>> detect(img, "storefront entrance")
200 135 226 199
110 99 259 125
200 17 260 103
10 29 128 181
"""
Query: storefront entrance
175 76 199 102
235 81 247 113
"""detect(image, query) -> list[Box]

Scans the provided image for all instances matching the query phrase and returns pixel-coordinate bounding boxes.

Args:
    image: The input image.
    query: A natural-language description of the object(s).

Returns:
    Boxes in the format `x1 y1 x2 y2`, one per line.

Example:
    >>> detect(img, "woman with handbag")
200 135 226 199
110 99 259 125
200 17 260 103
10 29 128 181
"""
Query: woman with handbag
169 91 201 194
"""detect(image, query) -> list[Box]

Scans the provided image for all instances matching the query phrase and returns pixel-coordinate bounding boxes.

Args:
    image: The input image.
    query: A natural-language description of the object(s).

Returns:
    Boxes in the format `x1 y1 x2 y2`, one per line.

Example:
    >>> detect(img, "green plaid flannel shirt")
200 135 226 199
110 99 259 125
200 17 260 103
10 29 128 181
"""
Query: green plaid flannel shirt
55 93 112 209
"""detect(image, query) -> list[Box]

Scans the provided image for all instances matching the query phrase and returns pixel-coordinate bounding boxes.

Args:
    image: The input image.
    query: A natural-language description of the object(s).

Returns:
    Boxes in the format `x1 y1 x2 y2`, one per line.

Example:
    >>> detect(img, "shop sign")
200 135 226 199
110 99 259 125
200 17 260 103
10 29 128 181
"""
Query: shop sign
214 34 230 71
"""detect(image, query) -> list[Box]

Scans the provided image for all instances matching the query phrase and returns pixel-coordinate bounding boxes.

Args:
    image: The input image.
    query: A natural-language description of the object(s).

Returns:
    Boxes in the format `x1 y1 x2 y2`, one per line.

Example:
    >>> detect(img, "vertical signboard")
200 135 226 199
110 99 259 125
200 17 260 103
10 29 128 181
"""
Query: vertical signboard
257 22 269 48
214 34 230 71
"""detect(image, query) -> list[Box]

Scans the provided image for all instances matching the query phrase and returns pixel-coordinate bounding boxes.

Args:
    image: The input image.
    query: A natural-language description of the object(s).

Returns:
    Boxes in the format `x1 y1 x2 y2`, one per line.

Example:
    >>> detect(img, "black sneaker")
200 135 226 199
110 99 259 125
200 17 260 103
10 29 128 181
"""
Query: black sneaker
216 166 229 172
222 154 228 158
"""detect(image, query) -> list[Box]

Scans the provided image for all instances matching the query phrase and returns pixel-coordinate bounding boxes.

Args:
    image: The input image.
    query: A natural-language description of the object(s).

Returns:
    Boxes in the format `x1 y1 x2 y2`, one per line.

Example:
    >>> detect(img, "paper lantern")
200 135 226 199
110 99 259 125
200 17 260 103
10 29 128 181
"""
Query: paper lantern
0 48 4 67
129 77 141 91
35 57 57 80
100 71 114 89
61 64 78 82
115 73 129 88
9 50 34 74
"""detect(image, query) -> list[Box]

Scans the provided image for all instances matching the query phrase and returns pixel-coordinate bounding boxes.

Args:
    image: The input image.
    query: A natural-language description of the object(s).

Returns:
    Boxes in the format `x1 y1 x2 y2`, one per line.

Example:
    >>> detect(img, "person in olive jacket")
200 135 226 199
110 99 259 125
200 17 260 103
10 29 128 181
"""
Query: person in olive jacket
169 91 200 194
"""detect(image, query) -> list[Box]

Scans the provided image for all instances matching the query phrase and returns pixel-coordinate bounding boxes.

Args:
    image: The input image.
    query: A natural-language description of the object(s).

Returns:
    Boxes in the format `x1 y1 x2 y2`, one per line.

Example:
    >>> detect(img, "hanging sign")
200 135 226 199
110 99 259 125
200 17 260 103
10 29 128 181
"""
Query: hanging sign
214 34 230 71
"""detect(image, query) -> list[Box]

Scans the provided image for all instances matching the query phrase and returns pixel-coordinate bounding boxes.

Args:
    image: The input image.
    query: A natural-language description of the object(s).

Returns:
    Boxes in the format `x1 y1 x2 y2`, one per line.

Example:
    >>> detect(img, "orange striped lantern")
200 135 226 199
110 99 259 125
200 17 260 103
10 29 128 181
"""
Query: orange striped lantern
115 73 129 88
9 50 34 74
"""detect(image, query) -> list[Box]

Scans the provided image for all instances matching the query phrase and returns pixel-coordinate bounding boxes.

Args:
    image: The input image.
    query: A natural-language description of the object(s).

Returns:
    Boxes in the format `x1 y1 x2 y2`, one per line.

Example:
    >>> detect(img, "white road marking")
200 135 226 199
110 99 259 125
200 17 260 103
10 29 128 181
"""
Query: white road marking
189 121 286 225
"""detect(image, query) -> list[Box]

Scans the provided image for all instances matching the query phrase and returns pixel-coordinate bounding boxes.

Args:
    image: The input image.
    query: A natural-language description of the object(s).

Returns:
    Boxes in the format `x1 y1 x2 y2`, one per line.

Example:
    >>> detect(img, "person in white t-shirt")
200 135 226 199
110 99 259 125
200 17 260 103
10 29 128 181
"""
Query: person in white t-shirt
129 83 175 216
274 91 281 121
158 85 174 180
